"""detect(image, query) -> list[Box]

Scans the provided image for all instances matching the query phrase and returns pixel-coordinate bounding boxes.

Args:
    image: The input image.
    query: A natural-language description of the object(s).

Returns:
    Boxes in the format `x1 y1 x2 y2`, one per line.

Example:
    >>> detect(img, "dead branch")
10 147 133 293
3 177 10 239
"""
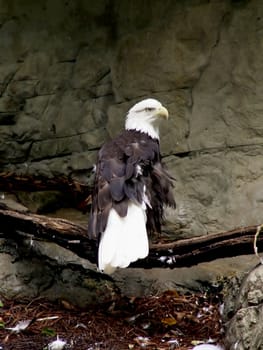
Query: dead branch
0 206 261 269
0 172 92 211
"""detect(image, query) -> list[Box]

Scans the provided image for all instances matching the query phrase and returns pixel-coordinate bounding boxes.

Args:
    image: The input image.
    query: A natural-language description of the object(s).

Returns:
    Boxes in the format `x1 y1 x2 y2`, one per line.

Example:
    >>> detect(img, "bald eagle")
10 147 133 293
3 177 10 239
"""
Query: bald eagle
88 98 175 274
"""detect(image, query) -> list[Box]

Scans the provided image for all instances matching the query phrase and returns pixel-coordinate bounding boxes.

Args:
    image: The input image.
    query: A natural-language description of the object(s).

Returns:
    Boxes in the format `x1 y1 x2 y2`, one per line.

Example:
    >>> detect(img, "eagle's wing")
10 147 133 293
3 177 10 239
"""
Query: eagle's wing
145 161 176 234
88 130 175 240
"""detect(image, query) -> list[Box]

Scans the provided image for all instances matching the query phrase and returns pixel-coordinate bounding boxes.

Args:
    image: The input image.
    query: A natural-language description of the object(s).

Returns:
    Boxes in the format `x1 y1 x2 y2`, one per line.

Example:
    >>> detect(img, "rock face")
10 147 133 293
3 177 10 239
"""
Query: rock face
1 0 263 237
0 238 119 308
224 263 263 349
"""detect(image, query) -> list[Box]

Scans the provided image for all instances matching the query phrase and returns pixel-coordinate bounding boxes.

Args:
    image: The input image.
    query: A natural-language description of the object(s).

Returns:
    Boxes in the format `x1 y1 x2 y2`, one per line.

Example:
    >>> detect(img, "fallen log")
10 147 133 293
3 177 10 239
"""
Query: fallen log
0 206 262 269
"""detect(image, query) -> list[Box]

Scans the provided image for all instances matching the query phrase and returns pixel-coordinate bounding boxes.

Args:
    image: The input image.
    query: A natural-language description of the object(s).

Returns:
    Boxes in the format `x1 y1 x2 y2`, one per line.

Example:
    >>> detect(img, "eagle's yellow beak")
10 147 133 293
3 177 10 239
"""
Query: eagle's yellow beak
156 106 169 120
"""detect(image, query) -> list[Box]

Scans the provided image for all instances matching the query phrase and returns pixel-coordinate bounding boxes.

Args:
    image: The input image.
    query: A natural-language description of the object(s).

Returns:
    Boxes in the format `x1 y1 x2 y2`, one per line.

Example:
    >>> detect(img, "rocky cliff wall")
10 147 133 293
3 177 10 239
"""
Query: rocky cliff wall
1 0 263 237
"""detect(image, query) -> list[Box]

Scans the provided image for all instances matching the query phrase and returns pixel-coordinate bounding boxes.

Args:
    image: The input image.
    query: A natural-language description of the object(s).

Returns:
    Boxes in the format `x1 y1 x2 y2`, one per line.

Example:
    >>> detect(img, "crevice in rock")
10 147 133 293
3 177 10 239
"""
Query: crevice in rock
164 142 263 159
58 58 76 63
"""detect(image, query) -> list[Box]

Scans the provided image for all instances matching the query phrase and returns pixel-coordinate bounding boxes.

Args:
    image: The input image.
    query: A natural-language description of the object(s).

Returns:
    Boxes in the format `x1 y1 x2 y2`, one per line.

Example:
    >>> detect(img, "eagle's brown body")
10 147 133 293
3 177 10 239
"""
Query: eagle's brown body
88 130 175 240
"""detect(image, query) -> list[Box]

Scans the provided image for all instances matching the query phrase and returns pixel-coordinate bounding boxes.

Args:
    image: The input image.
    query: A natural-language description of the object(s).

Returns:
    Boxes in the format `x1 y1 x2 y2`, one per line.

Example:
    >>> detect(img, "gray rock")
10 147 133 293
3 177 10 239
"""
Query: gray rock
0 63 18 96
225 263 263 349
0 239 118 308
7 79 37 99
0 193 29 212
16 191 65 213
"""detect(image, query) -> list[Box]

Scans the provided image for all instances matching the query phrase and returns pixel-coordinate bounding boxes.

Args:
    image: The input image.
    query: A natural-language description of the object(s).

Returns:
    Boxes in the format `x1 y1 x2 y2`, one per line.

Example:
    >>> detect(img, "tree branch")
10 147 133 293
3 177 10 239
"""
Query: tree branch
0 206 261 269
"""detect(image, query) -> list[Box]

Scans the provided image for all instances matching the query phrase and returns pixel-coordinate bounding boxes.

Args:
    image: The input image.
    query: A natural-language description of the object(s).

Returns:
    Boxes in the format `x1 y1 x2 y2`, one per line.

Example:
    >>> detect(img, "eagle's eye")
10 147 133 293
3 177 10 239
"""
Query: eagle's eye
145 107 155 112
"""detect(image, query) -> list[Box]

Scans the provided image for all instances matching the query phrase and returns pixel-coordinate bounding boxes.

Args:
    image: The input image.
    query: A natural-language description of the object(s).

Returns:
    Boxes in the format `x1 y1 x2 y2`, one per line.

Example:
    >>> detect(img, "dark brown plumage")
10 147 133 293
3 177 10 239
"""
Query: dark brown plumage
88 129 175 241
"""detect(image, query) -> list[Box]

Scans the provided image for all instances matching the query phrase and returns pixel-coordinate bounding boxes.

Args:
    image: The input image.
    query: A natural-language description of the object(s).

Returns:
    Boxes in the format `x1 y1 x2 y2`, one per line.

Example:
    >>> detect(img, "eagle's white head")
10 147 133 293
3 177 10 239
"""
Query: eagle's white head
125 98 169 139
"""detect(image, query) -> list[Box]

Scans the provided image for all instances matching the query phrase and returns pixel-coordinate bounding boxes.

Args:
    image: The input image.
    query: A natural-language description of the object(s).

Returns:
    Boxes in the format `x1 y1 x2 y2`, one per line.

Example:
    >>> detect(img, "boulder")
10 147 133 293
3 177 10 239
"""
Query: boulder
225 263 263 349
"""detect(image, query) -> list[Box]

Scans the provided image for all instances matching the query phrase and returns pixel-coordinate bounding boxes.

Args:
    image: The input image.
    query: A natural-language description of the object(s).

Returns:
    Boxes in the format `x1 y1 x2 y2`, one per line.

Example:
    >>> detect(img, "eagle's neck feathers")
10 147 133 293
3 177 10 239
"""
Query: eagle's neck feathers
125 117 160 140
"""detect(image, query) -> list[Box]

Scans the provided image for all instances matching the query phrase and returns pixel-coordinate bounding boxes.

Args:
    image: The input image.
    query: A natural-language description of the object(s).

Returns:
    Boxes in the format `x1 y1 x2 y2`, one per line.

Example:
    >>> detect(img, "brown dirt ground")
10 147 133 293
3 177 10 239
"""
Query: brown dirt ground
0 290 224 350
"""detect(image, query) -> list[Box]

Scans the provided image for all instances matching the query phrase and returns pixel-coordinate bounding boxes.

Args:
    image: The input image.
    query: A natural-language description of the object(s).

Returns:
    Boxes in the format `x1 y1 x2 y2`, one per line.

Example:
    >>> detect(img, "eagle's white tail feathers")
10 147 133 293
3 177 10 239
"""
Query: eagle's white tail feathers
98 202 149 274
